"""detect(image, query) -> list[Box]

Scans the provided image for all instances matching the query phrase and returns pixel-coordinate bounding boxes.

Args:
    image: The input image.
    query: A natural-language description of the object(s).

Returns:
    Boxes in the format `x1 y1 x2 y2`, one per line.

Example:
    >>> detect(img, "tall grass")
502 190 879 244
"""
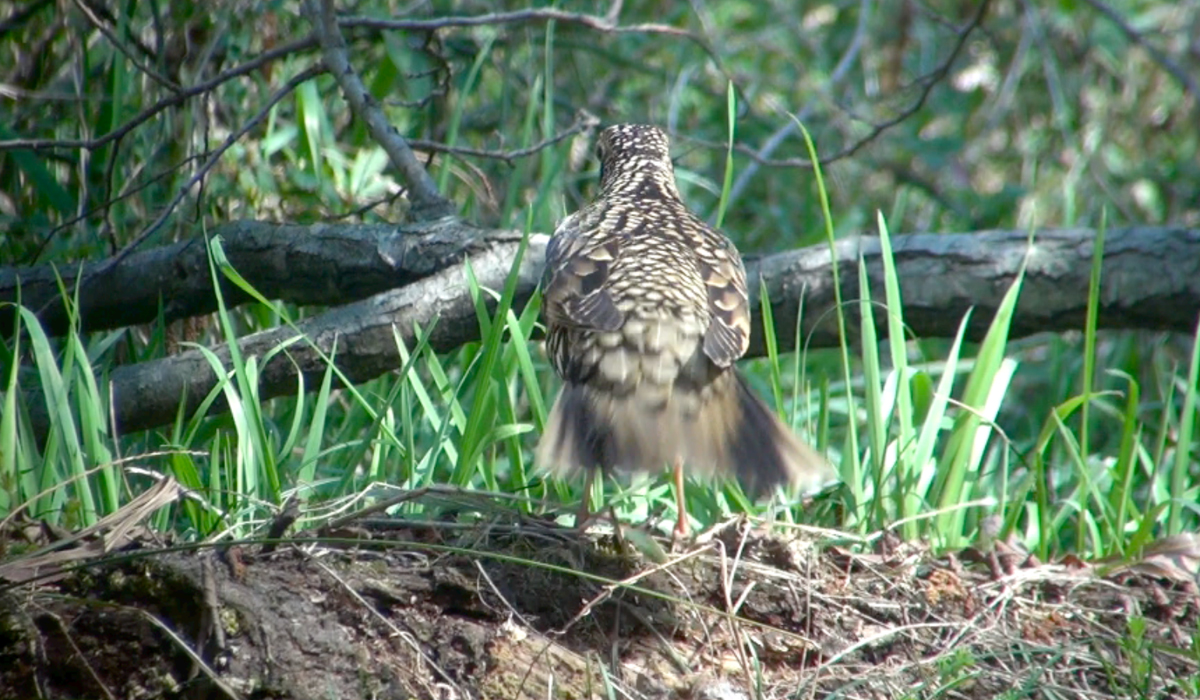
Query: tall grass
5 185 1197 567
2 61 1198 565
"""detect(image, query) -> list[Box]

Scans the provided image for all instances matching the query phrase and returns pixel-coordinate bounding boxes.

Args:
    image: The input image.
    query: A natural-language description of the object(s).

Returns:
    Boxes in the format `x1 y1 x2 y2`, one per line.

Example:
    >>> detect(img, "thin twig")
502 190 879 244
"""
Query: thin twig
1080 0 1198 103
714 525 756 694
26 151 204 264
81 66 323 285
553 544 712 636
685 0 991 172
473 559 536 631
71 0 179 92
138 609 243 700
721 0 873 212
342 5 733 93
314 559 465 698
39 607 118 700
305 0 454 221
408 113 598 165
340 7 692 37
0 36 319 152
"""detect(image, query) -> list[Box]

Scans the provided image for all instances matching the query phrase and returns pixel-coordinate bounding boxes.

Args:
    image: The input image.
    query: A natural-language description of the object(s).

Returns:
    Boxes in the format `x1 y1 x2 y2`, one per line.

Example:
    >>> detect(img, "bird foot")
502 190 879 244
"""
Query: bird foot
669 519 694 552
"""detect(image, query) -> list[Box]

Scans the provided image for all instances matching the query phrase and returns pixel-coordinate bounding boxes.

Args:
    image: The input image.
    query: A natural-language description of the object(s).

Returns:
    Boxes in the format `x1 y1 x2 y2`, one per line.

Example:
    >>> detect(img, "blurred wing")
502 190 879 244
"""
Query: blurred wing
699 232 750 368
542 212 623 332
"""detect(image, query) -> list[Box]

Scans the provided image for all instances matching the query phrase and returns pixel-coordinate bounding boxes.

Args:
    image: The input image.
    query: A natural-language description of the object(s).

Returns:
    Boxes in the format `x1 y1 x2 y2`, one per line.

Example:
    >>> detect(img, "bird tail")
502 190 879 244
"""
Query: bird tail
535 371 836 498
535 382 684 478
695 371 836 498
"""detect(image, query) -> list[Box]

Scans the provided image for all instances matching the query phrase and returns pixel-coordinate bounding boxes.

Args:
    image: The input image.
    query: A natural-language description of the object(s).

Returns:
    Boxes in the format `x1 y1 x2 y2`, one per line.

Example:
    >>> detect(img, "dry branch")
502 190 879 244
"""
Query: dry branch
306 0 454 221
15 225 1200 438
0 219 498 337
752 226 1200 351
96 228 540 436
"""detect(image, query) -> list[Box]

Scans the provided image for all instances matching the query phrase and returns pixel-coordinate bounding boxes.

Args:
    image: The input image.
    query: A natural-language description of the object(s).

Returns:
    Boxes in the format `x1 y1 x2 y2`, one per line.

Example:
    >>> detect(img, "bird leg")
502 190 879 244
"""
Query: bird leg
576 468 597 531
673 457 688 536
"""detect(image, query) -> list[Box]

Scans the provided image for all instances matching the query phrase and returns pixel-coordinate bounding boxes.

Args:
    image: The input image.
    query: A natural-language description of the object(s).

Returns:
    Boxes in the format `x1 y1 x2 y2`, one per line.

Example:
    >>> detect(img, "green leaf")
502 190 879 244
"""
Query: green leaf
0 125 75 216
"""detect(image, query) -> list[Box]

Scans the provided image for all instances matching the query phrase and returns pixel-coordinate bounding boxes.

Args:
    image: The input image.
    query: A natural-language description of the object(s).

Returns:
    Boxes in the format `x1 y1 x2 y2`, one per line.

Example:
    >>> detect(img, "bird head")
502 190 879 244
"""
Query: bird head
595 124 682 201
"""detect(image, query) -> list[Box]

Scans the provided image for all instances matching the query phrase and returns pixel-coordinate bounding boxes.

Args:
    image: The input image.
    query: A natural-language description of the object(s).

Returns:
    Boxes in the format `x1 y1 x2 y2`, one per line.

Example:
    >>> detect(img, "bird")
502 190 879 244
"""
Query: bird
535 123 835 535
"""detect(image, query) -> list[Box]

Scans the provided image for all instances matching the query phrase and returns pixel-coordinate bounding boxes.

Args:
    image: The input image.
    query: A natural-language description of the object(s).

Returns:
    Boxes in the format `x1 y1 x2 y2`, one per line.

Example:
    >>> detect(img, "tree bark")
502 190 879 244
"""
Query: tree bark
0 218 496 337
93 229 540 437
16 225 1200 438
747 226 1200 353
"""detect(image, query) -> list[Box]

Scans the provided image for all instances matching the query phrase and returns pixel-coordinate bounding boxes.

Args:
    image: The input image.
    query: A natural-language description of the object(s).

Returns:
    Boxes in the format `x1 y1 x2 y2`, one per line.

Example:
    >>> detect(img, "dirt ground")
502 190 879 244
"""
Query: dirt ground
2 512 1199 700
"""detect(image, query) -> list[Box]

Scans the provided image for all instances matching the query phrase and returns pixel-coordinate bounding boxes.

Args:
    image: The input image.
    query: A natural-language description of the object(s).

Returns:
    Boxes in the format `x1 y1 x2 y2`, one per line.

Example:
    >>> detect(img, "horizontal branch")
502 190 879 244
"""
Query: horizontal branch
748 226 1200 353
18 225 1200 438
97 233 547 436
0 219 499 336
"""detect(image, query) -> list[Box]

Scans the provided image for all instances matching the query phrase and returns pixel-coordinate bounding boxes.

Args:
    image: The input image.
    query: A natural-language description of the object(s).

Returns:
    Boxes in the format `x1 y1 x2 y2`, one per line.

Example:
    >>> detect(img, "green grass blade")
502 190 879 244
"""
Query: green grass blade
71 332 117 516
511 289 548 432
714 81 736 229
206 235 281 504
0 124 75 215
298 345 334 488
18 306 94 527
170 451 217 535
934 256 1026 547
856 252 887 525
500 75 542 227
1079 212 1106 509
455 225 532 484
437 32 496 192
791 116 856 523
0 308 22 517
876 213 916 533
758 280 785 412
1168 314 1200 535
539 19 557 223
278 371 308 475
1107 371 1140 556
913 311 971 497
296 80 325 179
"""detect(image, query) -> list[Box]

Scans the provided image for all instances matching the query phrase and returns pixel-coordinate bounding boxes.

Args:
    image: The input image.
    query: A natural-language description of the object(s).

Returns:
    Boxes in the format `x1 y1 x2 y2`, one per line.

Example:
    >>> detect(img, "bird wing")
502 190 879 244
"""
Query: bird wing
698 232 751 368
542 212 624 332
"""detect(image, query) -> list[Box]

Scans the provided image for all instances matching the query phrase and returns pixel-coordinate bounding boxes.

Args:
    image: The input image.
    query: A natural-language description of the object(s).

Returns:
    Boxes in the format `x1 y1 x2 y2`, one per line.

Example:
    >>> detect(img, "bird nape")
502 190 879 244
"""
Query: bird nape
535 123 836 535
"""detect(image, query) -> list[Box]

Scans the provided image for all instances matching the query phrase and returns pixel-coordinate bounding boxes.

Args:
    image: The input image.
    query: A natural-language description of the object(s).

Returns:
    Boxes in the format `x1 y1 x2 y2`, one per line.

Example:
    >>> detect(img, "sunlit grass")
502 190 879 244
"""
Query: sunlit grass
5 175 1197 565
1 56 1197 567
